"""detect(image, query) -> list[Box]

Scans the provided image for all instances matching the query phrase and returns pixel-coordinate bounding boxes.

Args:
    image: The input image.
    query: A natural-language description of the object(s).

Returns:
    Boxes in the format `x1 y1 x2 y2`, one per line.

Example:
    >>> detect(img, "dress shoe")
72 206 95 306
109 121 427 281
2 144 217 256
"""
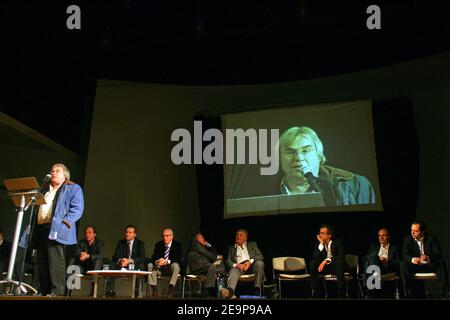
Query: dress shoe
220 287 228 299
167 286 175 299
105 289 116 297
311 290 322 298
201 288 210 298
220 287 234 299
46 292 63 297
151 285 160 298
34 292 47 296
337 289 347 299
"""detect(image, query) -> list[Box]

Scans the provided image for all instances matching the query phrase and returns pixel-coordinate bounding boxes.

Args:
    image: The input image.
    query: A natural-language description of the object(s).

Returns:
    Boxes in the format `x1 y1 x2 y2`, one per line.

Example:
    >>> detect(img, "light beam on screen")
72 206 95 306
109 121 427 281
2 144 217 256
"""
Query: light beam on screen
222 100 383 218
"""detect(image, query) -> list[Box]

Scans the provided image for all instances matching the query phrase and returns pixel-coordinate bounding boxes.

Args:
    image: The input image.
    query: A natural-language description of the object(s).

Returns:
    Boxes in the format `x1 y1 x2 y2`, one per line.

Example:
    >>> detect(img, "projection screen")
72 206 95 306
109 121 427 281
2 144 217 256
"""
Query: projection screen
222 100 383 218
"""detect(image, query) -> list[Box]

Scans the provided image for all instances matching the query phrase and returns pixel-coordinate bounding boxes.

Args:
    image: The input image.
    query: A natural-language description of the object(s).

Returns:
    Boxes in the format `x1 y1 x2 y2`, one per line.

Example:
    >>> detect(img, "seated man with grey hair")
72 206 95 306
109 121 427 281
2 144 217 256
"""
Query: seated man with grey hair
148 228 182 298
220 229 265 299
279 126 375 206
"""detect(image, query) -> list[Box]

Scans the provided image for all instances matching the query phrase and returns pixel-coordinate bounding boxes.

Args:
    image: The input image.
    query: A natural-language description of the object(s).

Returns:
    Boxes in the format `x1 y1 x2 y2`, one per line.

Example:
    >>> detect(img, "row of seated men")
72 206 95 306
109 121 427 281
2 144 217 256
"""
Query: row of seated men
70 226 264 298
68 220 448 299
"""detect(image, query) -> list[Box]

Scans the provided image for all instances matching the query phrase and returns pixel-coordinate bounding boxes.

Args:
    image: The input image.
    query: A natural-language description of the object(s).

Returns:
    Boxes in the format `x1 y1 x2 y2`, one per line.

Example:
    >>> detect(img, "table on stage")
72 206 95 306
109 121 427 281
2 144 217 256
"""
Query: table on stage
87 270 152 298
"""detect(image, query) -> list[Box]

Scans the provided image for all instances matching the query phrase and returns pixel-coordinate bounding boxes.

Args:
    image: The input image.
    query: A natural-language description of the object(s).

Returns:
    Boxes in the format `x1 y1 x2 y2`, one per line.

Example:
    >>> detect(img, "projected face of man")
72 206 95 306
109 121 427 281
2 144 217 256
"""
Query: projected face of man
162 229 174 245
378 229 390 246
411 224 423 240
124 227 137 241
281 134 321 185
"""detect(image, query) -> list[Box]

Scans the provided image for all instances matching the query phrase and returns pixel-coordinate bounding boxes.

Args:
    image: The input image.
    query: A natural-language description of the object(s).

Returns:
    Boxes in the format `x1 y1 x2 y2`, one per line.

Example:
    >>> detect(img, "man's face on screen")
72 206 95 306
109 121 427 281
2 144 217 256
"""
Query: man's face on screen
124 228 136 241
281 134 321 181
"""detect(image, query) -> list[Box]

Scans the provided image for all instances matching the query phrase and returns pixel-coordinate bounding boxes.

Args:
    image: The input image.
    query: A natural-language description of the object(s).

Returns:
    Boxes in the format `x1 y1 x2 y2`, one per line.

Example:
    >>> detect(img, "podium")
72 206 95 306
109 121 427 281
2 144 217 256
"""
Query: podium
226 192 325 215
0 177 46 295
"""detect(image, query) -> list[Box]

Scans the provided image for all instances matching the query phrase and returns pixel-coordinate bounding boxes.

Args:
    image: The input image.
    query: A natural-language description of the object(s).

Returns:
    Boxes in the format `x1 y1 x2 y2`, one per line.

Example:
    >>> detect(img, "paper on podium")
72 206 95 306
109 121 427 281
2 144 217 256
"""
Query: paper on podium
226 192 325 215
4 177 47 207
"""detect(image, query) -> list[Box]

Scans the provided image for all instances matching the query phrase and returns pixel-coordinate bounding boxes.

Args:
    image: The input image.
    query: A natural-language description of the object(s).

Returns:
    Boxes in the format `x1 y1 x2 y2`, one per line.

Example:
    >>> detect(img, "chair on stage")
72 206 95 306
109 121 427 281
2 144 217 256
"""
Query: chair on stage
181 265 205 299
321 254 364 298
272 257 310 298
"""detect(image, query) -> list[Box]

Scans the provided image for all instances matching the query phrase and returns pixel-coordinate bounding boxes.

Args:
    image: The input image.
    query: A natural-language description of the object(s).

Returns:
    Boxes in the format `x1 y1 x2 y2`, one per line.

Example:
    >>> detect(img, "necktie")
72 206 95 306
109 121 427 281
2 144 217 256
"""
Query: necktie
127 241 132 259
162 245 170 272
164 245 170 260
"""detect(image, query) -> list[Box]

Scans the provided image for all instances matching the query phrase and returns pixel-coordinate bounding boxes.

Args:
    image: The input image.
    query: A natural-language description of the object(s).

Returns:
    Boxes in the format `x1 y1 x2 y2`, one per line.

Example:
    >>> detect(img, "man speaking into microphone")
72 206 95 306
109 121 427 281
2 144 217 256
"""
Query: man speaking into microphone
33 163 84 296
278 126 375 206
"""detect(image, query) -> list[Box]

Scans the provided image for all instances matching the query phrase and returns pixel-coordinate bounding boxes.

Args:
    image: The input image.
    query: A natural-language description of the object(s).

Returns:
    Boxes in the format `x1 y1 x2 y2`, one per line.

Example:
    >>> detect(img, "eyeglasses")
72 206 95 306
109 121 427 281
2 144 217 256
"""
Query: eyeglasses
283 146 315 159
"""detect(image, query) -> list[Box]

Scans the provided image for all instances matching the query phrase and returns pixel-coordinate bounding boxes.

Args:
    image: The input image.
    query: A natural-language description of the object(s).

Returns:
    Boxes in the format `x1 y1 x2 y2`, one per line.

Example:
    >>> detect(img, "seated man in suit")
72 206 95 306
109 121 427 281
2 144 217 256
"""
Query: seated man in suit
364 228 400 298
69 226 104 294
107 225 146 296
309 224 346 298
401 220 448 298
148 228 182 298
187 233 225 297
220 229 265 299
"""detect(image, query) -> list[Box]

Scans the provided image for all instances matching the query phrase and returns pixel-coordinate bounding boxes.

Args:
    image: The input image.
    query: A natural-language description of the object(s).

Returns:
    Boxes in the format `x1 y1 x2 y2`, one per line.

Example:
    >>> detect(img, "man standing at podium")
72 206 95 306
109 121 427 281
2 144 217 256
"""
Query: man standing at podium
34 163 84 296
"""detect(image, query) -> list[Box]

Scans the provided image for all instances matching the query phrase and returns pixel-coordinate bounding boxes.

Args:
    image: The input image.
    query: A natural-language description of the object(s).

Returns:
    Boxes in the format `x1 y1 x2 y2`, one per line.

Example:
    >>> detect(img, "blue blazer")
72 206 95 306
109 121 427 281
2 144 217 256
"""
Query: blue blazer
48 182 84 245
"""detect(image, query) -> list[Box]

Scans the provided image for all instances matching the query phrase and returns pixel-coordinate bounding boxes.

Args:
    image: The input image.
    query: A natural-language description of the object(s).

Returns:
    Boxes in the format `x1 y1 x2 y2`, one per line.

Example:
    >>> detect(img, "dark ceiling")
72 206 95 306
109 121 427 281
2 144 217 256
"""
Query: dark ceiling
1 1 449 153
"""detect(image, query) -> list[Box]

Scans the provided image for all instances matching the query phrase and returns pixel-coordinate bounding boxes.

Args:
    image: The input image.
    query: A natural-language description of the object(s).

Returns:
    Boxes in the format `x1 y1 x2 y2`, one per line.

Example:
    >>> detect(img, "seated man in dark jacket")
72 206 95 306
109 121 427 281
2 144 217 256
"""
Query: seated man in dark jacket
364 228 400 298
400 220 448 298
309 225 346 298
148 228 182 298
187 233 225 297
71 226 104 272
69 226 104 295
107 225 146 296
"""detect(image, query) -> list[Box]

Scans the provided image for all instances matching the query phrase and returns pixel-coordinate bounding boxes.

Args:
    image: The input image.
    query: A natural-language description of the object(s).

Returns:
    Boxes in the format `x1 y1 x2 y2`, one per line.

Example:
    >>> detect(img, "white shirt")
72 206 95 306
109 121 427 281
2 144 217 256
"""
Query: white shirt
318 240 333 263
37 185 59 225
413 237 427 264
233 242 254 268
378 243 390 260
415 238 424 255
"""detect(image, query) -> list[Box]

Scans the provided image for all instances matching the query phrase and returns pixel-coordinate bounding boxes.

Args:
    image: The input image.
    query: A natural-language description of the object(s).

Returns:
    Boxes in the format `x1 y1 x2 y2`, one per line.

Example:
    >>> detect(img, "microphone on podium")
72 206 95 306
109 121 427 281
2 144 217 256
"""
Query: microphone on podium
37 174 51 194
